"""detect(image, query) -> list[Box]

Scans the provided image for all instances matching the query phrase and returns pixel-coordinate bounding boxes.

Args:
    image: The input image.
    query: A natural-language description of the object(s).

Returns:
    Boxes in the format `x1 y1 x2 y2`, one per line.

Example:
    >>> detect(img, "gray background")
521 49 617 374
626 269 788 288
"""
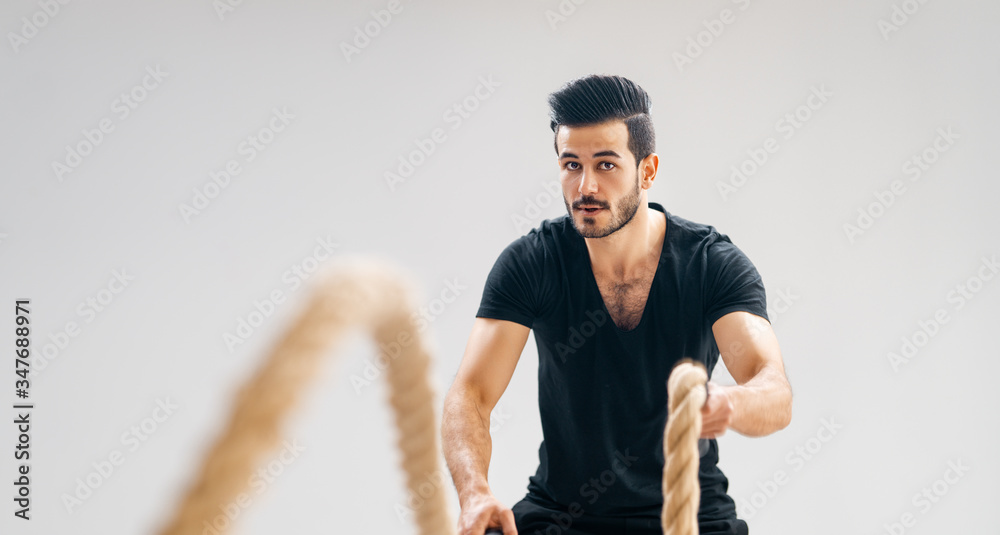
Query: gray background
1 0 998 534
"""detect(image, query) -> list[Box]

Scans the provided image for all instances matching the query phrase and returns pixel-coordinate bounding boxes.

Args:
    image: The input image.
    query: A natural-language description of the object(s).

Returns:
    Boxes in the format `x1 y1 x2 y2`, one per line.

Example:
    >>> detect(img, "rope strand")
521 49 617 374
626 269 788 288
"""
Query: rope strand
157 255 455 535
662 359 708 535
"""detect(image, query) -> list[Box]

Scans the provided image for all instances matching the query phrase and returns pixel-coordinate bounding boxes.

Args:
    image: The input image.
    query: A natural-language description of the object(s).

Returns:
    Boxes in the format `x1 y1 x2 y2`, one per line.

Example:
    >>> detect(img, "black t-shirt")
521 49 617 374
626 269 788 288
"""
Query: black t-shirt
475 201 769 520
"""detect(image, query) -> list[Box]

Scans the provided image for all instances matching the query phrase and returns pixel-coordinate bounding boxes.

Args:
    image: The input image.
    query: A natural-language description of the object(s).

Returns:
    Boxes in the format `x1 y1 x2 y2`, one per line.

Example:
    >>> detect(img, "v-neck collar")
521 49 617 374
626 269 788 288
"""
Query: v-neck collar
574 202 670 334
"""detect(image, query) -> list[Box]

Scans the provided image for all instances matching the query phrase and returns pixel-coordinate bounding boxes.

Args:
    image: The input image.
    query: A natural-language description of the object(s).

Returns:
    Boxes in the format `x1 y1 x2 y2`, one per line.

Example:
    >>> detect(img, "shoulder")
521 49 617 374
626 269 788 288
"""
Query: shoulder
657 205 733 250
501 213 576 260
655 204 756 273
481 215 570 318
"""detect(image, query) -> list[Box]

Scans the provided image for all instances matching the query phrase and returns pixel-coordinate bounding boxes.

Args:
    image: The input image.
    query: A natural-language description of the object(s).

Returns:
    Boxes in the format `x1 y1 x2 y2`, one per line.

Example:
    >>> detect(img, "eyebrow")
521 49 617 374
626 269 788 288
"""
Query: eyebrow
559 150 622 160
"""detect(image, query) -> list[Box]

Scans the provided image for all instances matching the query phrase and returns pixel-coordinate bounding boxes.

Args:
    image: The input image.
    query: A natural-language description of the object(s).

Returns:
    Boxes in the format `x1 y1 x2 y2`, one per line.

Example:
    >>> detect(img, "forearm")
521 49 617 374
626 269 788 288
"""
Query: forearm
441 386 494 507
723 364 792 437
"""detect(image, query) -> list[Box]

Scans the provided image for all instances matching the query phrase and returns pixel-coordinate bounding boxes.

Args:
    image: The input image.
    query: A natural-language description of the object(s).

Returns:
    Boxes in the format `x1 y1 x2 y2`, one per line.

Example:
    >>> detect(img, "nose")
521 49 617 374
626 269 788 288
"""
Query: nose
578 167 599 195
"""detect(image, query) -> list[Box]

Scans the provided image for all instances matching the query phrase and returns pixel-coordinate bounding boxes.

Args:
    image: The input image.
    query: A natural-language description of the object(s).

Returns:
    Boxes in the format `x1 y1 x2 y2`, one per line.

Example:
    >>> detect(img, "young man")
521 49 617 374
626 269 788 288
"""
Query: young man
441 74 792 535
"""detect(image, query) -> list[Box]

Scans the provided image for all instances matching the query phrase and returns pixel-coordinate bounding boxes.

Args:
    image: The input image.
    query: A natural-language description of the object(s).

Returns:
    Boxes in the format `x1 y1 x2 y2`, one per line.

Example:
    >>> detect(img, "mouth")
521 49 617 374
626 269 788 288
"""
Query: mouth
577 205 605 214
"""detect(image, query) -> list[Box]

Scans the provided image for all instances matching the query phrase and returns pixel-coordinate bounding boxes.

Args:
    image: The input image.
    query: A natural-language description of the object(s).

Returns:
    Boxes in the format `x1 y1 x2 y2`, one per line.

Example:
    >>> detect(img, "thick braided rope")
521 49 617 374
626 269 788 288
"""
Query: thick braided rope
662 360 708 535
157 255 455 535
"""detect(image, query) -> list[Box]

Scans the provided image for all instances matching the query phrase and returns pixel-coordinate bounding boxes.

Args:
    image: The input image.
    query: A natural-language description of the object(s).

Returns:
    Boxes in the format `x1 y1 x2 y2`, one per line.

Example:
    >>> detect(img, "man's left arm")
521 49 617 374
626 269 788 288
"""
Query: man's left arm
701 310 792 438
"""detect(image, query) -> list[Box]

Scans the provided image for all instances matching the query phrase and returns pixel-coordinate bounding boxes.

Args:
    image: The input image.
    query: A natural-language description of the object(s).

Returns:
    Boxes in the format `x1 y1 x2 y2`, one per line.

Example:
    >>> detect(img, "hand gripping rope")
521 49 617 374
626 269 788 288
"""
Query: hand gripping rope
156 255 706 535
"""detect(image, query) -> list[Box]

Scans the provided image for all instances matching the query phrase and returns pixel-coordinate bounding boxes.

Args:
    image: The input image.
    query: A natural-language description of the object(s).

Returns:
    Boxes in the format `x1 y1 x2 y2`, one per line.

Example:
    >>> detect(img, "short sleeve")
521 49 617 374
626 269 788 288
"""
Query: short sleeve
703 235 769 326
475 239 539 329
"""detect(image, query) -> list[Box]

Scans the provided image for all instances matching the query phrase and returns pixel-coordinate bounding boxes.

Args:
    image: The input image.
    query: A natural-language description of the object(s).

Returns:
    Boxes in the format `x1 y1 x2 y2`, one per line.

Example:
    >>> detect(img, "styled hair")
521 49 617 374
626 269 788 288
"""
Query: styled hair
547 74 655 167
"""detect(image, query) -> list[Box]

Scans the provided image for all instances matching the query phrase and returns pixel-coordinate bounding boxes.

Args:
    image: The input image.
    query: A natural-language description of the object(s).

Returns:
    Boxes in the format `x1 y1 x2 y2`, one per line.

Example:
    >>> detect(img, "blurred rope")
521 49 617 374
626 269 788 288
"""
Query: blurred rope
157 255 454 535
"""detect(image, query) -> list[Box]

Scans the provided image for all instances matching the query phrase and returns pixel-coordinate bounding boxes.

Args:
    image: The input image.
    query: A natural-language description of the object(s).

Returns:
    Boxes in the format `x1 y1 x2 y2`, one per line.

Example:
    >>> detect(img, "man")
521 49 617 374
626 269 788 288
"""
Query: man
441 74 792 535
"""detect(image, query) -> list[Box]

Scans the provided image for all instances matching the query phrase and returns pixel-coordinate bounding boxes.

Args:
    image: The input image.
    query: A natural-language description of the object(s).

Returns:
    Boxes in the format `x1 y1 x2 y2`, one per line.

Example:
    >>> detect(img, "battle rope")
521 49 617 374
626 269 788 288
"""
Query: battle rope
156 254 708 535
662 359 708 535
157 255 455 535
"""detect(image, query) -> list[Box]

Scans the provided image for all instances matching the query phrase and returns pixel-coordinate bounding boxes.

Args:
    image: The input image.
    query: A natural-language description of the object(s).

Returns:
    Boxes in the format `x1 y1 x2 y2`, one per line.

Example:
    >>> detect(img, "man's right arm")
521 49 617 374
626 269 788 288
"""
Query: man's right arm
442 317 530 535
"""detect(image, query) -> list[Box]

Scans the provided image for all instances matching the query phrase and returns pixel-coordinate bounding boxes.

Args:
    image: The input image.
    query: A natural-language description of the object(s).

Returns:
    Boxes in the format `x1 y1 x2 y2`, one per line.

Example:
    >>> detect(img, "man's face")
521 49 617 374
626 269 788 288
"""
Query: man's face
556 120 643 238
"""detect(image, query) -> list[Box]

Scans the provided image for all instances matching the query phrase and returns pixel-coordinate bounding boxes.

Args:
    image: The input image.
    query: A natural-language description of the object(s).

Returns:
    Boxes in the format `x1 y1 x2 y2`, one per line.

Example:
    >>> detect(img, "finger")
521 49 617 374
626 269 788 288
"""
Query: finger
701 418 725 437
705 411 731 431
702 403 721 423
465 515 488 535
703 425 723 438
500 508 518 535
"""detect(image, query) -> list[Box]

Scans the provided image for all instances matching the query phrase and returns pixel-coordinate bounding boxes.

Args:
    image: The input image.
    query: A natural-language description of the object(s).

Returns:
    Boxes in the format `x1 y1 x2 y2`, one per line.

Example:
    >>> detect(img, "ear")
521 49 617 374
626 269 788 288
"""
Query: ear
639 153 659 188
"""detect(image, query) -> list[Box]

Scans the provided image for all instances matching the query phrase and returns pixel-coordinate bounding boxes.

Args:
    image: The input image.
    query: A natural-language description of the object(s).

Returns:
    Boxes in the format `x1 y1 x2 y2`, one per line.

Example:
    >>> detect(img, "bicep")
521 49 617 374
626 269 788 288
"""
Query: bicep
452 317 530 412
712 310 784 385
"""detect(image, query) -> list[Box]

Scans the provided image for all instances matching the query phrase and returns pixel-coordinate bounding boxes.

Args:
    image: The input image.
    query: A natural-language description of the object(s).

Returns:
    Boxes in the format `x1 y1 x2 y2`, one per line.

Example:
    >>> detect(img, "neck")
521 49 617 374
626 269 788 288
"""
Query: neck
584 201 663 280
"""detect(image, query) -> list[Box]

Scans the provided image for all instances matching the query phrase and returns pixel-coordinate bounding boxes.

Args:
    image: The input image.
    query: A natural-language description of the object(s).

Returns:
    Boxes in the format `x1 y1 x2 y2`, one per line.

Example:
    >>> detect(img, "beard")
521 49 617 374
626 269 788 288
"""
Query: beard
564 174 642 239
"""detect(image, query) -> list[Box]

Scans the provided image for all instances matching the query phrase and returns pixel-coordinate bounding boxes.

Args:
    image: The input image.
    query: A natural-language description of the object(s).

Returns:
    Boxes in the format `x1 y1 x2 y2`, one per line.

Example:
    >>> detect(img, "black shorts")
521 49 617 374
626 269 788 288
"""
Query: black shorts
511 495 749 535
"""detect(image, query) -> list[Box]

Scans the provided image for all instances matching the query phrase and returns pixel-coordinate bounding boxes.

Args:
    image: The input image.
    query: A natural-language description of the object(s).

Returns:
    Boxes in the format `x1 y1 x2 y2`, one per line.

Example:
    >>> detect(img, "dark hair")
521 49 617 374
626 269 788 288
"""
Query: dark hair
547 74 655 168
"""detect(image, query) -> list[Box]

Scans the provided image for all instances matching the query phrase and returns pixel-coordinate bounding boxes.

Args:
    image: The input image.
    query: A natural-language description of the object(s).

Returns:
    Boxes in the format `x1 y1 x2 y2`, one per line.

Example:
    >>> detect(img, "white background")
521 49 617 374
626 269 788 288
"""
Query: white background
1 1 998 534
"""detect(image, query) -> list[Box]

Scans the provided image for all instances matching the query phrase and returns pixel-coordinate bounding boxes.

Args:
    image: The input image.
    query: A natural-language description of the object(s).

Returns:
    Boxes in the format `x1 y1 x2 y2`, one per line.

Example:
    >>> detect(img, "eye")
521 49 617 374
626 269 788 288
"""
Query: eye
563 161 580 170
599 161 616 170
